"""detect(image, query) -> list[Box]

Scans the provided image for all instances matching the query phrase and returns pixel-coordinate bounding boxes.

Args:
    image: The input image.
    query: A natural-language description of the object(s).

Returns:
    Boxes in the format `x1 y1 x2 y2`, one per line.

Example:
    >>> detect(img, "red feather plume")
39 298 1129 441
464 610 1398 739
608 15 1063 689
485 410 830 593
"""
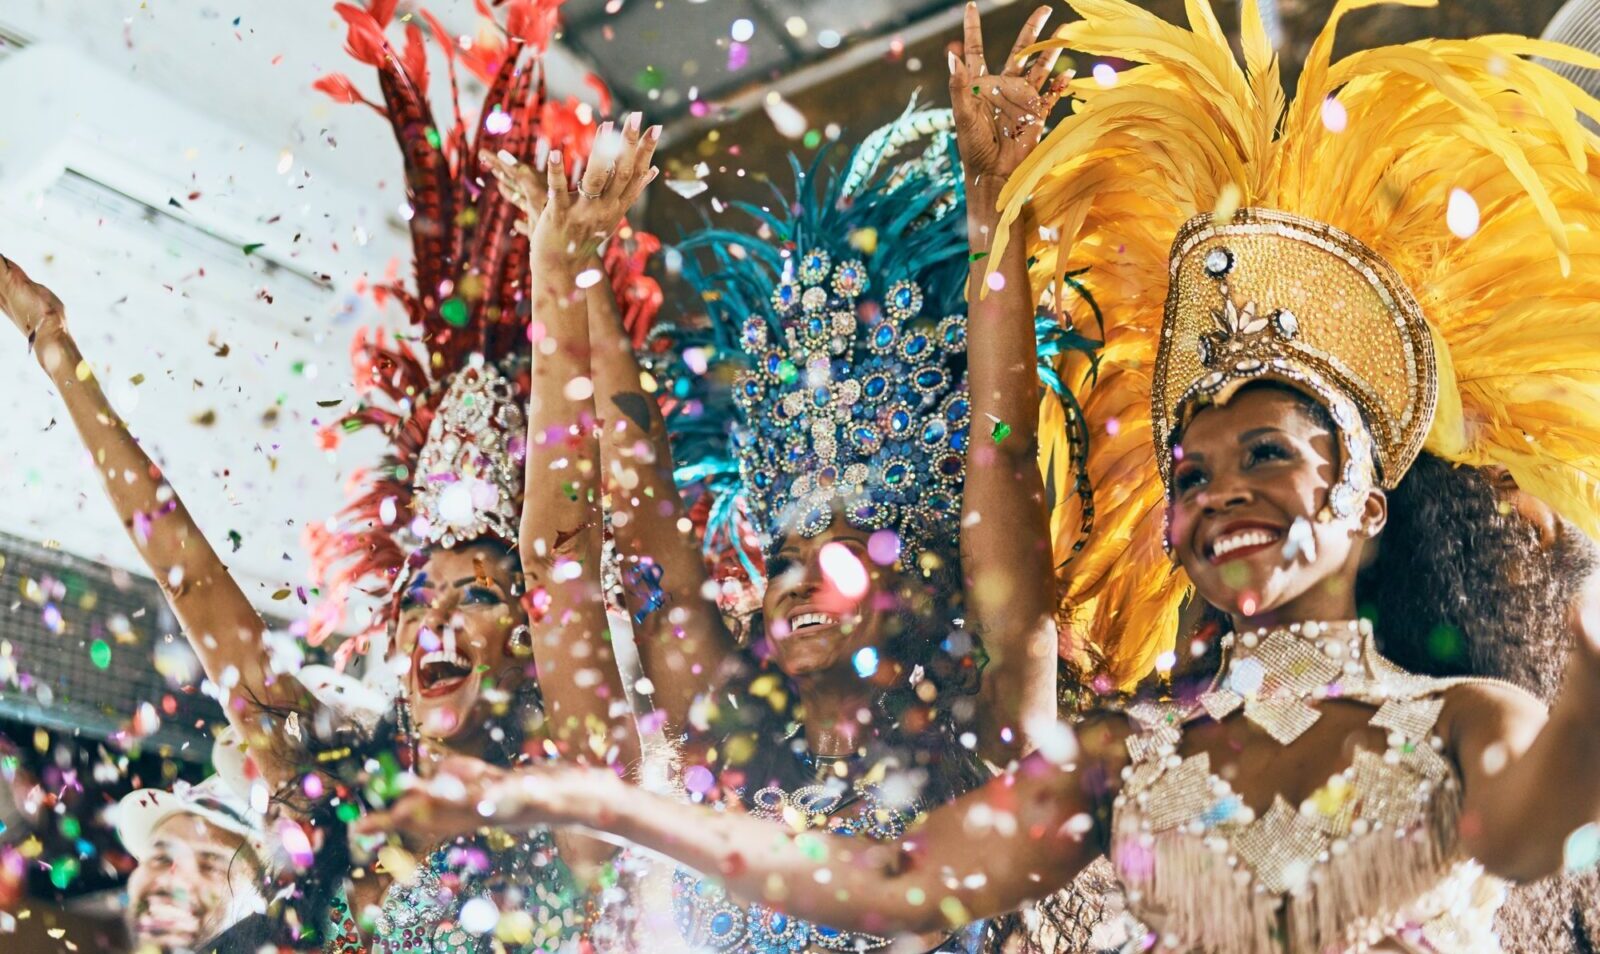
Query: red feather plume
305 0 665 650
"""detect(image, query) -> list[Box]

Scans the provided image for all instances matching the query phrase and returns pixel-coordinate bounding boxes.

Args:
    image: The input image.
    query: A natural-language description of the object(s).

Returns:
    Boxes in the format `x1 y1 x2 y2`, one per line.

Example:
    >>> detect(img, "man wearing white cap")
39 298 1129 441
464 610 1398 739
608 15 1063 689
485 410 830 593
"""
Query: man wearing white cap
115 771 263 953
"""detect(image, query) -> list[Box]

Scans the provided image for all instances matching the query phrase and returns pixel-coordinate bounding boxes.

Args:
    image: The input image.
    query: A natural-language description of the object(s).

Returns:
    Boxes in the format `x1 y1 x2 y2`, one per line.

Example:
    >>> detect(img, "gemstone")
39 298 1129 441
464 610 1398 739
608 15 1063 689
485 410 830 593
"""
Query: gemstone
1203 247 1234 278
1274 309 1299 338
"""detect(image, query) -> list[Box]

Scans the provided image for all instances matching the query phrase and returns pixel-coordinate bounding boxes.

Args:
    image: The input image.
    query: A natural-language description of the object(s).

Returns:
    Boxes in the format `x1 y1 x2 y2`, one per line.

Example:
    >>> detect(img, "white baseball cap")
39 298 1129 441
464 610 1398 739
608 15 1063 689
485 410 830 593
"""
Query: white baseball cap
115 775 263 863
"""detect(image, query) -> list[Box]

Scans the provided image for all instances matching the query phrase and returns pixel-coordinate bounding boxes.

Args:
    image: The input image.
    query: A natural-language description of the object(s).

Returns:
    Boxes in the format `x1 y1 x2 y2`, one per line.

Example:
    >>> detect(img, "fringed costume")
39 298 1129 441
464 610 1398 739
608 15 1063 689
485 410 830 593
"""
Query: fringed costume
986 0 1600 950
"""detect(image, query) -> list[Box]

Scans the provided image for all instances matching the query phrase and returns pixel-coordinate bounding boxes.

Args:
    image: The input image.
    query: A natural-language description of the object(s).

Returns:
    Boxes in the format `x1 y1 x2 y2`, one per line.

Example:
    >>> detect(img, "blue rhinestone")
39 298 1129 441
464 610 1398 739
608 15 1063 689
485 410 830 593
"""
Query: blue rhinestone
873 325 895 349
904 334 927 357
864 375 888 399
885 462 908 485
922 420 947 444
952 430 968 452
711 912 735 937
889 409 911 433
947 398 968 421
915 368 944 390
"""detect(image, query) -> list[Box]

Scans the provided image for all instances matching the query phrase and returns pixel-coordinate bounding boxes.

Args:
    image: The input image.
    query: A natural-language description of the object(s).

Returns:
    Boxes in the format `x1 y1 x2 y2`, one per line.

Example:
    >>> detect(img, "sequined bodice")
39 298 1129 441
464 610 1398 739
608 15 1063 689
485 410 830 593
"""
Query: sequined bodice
673 781 984 954
1110 621 1506 953
325 829 582 953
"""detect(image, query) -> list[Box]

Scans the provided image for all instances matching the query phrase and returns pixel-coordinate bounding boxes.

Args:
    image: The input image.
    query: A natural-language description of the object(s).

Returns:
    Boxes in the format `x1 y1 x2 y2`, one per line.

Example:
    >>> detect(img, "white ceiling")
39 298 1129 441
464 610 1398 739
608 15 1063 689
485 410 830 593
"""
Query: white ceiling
0 0 600 633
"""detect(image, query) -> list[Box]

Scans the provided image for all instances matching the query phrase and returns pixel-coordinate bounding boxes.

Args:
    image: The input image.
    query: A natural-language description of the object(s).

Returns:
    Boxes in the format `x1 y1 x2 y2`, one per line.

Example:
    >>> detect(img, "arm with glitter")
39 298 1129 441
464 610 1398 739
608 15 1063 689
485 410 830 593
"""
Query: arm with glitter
0 254 305 787
361 713 1131 937
505 128 659 779
1451 582 1600 881
580 204 739 736
949 4 1068 764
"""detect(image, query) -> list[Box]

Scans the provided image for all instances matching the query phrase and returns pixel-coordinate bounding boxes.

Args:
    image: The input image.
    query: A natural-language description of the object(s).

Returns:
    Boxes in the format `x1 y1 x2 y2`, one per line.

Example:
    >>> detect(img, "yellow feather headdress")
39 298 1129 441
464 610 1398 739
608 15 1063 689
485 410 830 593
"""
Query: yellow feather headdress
1000 0 1600 687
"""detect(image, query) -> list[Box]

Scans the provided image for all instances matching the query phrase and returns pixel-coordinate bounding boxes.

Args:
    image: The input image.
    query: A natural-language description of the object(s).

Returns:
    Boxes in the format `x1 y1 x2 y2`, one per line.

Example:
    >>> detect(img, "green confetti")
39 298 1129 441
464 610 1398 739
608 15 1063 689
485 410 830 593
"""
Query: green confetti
60 816 80 839
242 242 265 256
335 802 361 824
49 856 80 890
968 251 989 262
636 66 664 92
90 640 111 670
425 126 442 150
802 129 822 149
991 420 1013 443
440 297 469 328
776 359 798 385
228 530 243 553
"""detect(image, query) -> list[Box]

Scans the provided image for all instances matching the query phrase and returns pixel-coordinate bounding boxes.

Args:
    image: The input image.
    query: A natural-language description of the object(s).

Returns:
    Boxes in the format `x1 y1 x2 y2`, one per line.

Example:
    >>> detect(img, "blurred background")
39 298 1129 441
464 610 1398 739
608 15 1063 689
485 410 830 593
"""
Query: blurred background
0 0 1587 949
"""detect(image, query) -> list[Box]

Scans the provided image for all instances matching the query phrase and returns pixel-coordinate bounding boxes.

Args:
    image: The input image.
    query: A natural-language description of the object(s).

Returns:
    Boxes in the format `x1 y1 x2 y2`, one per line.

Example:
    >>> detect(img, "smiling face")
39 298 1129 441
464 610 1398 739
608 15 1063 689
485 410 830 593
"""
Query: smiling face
1168 384 1385 625
126 814 254 952
393 540 532 746
761 524 895 681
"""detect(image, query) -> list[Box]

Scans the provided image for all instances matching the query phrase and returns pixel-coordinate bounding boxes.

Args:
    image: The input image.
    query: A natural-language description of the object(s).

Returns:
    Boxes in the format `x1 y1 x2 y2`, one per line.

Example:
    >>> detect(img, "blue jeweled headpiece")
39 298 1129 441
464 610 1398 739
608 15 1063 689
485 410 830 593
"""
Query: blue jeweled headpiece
671 110 971 573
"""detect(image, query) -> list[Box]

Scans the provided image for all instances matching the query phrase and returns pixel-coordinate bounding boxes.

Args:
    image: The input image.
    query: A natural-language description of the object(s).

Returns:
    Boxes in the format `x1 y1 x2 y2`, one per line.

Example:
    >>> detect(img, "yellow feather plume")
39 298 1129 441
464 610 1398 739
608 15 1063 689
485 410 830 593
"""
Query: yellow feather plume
1003 0 1600 688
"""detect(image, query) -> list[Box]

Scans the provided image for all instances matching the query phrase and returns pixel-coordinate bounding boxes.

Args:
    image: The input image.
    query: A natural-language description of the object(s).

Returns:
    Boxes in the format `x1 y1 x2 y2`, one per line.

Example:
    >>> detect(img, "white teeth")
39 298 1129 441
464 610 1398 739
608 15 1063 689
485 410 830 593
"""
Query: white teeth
1211 529 1279 558
789 612 839 631
418 650 471 673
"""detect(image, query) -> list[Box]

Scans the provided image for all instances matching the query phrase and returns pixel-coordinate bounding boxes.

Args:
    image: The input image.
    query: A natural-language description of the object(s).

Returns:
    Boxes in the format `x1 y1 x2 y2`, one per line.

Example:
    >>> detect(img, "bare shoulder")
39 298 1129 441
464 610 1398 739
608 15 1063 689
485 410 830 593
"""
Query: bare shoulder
1439 679 1547 751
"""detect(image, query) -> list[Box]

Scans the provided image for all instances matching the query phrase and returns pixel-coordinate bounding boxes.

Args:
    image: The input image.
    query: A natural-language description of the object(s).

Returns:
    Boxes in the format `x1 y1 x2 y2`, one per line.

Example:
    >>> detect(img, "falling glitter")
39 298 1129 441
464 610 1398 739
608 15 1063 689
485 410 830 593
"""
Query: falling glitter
853 647 880 678
1447 188 1480 239
819 542 868 599
1320 96 1347 133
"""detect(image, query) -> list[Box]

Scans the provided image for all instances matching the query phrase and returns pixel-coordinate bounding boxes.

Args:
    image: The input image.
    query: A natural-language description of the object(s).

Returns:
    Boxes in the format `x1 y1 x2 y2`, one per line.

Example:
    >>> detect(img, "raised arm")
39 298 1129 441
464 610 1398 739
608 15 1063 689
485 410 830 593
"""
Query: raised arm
948 4 1067 764
1452 582 1600 881
581 228 738 735
489 127 657 777
0 255 301 785
360 713 1132 937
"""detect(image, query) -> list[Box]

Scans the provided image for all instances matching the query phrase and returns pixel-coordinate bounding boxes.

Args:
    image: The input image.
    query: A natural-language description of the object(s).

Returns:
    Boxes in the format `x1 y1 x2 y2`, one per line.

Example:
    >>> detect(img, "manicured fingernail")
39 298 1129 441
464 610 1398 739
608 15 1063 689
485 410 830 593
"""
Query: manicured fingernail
948 50 958 73
550 150 563 164
628 112 643 133
648 125 662 141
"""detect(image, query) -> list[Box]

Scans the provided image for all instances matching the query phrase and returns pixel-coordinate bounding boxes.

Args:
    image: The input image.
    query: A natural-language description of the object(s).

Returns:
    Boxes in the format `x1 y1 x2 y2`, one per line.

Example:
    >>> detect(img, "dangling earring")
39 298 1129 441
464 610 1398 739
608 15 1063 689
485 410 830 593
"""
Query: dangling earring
506 624 533 657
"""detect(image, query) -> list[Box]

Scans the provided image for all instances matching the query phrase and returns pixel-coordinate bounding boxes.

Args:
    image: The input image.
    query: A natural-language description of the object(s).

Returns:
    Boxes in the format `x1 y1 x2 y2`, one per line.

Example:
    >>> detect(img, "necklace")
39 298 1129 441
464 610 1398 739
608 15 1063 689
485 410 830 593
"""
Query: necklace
1196 618 1398 744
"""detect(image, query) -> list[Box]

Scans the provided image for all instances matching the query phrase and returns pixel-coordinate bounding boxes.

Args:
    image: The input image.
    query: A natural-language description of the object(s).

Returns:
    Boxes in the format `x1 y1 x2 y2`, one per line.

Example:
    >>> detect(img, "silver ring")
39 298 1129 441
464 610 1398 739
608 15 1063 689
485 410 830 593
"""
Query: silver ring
578 184 605 200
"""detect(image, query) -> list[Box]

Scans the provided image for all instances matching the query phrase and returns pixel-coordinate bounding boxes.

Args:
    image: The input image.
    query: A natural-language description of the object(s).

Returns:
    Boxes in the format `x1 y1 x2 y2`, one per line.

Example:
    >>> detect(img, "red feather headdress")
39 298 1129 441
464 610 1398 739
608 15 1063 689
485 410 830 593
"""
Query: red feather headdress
305 0 663 655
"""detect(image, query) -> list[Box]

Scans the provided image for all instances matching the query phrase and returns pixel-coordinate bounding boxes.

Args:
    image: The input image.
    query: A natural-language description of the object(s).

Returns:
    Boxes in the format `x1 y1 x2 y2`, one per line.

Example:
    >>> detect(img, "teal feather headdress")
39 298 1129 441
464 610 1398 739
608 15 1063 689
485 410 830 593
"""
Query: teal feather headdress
660 106 1099 586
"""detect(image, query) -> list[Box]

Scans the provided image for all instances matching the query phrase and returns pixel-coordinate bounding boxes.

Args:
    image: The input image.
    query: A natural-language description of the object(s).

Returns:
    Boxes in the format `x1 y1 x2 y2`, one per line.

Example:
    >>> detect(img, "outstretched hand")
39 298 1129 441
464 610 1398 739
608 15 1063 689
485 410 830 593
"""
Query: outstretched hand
353 756 597 848
948 3 1067 184
0 255 67 347
483 111 660 264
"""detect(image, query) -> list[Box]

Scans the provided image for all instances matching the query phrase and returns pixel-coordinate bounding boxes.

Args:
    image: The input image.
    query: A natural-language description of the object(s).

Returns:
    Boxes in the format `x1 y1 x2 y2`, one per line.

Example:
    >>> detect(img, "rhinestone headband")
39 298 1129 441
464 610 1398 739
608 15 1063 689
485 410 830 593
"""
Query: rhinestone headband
410 358 526 548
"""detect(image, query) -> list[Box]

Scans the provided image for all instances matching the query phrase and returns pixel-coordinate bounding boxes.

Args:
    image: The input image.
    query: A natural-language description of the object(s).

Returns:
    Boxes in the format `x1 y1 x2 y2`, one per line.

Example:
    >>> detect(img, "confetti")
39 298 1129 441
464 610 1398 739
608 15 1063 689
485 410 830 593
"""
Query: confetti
1447 188 1480 239
990 420 1012 443
818 542 868 599
89 640 111 670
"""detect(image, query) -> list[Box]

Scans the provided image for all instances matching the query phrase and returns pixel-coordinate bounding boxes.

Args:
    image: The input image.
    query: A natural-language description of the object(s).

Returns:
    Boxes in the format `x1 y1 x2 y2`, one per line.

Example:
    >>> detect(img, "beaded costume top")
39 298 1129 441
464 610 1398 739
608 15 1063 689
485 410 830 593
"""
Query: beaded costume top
1112 620 1505 953
324 830 583 954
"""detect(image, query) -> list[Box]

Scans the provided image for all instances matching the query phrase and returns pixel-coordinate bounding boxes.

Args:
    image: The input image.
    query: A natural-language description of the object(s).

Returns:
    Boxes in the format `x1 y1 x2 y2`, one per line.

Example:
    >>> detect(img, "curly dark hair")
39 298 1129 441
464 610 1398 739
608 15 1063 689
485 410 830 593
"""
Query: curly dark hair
687 543 990 811
1164 384 1600 952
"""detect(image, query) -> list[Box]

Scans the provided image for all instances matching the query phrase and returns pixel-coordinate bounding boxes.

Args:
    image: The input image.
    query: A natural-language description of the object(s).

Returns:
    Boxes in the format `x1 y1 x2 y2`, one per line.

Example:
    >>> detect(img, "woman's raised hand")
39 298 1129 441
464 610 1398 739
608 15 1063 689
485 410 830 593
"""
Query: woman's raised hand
483 111 661 264
0 254 67 346
948 3 1067 183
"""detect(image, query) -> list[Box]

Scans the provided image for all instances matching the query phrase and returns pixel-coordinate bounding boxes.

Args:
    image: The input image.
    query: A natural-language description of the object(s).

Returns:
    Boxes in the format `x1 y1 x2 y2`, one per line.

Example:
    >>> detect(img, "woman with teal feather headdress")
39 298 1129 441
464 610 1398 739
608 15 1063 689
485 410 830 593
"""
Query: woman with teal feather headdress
362 6 1123 951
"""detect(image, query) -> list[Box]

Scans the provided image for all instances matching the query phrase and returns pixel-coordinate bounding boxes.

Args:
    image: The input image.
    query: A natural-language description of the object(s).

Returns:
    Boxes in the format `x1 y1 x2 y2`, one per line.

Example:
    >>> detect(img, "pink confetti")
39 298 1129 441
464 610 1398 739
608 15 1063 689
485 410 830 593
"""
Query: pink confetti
819 542 869 599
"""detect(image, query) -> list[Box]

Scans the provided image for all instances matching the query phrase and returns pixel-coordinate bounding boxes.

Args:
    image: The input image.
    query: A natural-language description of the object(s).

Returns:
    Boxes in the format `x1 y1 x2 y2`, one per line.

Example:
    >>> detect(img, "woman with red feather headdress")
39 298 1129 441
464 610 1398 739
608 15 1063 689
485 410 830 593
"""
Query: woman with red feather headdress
0 0 666 950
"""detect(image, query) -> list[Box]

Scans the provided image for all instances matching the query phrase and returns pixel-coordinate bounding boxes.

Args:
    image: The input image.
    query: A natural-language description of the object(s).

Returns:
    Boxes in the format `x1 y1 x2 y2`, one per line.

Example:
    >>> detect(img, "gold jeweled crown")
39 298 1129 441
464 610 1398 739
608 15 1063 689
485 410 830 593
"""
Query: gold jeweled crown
1153 208 1438 518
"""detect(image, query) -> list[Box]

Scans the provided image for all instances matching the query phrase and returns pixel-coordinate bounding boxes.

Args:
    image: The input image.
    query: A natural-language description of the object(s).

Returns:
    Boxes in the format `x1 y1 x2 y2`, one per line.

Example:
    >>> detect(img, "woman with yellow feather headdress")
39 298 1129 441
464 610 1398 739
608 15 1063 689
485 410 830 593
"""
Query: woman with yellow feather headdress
346 1 1600 951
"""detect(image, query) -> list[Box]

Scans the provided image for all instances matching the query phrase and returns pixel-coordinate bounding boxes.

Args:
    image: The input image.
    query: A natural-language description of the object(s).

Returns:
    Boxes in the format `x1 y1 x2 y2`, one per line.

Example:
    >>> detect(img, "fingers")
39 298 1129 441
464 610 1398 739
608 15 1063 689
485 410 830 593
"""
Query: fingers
581 120 619 199
546 150 571 212
1004 5 1051 78
1024 27 1067 90
962 1 986 78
